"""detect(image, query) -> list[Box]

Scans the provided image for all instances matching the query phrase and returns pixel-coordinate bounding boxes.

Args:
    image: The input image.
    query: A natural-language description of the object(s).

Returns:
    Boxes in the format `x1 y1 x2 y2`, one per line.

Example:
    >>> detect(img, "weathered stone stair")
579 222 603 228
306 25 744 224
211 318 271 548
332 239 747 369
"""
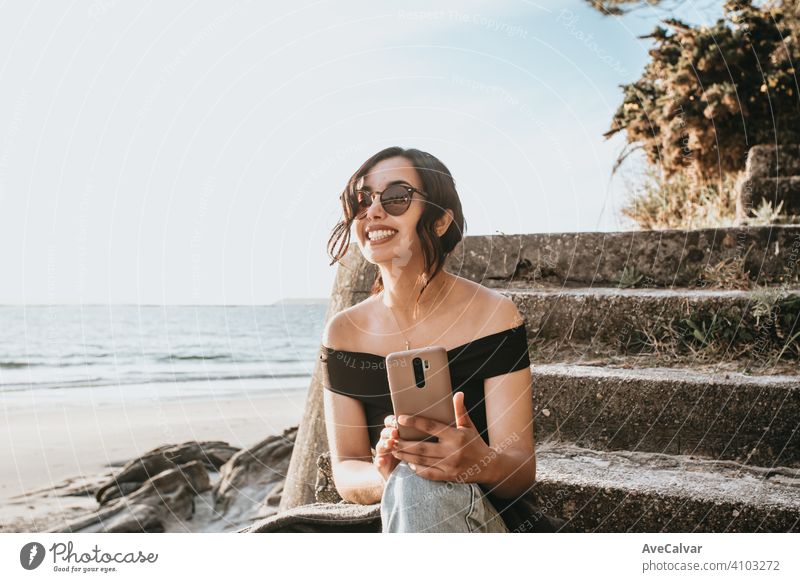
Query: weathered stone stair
278 223 800 533
530 364 799 466
737 145 800 221
489 226 800 532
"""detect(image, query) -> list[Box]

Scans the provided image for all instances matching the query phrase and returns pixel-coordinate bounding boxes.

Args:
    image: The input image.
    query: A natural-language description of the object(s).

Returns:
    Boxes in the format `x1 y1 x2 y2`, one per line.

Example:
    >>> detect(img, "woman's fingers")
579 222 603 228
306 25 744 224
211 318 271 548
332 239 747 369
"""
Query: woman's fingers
384 414 397 428
375 434 398 456
375 434 400 477
380 426 398 441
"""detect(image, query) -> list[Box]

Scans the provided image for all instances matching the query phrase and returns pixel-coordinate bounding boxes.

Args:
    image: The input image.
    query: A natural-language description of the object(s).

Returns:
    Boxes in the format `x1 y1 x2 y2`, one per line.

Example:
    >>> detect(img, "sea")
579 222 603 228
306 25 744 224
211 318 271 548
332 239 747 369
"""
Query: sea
0 304 328 409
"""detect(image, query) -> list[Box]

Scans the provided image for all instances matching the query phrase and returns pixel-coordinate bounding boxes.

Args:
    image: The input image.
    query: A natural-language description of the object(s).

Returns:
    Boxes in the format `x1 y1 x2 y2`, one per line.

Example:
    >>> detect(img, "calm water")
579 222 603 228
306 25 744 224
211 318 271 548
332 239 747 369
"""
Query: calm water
0 304 328 405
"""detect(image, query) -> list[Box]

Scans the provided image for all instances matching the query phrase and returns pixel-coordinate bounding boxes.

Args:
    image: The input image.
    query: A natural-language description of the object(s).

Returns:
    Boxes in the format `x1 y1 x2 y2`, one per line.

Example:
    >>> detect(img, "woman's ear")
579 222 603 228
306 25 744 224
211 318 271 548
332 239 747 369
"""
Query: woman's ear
435 209 455 237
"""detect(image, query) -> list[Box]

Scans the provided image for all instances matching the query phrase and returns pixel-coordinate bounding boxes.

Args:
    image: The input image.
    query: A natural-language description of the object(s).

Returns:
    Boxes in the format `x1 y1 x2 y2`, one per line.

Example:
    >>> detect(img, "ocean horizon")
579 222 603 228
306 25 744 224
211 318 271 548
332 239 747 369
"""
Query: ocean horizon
0 304 329 408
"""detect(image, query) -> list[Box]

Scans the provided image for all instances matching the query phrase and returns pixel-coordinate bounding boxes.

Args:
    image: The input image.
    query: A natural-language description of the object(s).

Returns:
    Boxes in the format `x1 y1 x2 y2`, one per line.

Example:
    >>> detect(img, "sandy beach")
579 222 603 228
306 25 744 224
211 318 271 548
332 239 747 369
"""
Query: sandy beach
0 381 308 531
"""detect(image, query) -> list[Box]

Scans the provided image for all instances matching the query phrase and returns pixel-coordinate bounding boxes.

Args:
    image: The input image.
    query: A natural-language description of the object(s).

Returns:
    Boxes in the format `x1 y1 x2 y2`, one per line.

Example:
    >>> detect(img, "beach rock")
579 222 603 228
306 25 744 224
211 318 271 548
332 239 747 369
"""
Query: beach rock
38 429 298 533
95 440 239 505
162 440 239 470
54 460 211 533
256 481 285 520
314 450 343 504
213 425 298 515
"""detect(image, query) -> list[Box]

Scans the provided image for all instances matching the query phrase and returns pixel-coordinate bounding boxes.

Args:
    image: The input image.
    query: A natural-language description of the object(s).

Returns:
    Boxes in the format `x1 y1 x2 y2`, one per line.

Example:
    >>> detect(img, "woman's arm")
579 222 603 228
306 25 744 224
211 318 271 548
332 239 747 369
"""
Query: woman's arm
480 300 536 499
480 365 536 499
321 310 384 505
322 389 384 505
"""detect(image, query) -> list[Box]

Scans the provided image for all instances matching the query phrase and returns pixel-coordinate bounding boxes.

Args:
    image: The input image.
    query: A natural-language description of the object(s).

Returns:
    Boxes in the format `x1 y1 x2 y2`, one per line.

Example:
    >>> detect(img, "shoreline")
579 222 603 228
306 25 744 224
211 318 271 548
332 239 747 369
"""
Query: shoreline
0 382 308 530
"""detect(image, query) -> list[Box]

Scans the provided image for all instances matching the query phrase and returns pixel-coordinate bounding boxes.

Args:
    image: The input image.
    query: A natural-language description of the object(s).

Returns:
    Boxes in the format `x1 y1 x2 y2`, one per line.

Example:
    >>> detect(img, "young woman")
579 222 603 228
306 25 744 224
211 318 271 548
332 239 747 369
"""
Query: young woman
319 146 536 533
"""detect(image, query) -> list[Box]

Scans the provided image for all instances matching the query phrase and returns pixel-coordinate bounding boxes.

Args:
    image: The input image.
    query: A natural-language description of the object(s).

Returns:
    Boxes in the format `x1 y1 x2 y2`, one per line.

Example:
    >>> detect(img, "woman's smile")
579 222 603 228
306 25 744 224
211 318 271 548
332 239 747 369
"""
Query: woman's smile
367 229 399 245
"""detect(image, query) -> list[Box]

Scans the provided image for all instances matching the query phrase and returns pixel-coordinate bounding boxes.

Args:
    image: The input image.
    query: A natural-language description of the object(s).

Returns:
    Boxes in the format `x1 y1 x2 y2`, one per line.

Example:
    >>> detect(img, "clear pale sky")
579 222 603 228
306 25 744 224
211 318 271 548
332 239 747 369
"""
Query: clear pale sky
0 0 722 305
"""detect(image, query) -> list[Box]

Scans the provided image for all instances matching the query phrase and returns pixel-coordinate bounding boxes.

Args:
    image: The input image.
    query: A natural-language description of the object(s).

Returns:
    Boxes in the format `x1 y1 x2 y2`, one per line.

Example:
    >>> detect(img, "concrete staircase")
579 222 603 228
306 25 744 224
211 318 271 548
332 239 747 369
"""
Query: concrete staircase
462 226 800 532
280 224 800 532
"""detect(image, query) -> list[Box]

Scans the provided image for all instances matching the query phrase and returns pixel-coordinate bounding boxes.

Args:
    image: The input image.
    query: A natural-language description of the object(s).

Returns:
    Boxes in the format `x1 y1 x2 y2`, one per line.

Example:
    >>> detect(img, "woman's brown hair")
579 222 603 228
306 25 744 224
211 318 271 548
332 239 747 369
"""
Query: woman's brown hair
326 146 466 310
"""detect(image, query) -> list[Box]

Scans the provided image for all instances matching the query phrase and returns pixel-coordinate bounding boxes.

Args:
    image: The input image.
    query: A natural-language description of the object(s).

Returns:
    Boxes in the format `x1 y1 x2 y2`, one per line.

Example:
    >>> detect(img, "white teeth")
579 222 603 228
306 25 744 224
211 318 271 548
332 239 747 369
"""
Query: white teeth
368 229 397 241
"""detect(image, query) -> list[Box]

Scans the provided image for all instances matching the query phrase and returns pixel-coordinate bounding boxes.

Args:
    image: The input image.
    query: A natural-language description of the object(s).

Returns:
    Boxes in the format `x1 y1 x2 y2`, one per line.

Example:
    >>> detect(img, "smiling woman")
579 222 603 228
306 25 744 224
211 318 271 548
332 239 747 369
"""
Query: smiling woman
326 147 466 309
318 146 550 533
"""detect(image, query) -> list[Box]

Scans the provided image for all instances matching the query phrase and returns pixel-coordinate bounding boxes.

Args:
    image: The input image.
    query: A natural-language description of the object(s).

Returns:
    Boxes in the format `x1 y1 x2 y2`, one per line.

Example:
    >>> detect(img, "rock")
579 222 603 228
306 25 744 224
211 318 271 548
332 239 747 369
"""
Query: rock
38 430 299 533
213 425 298 515
95 440 239 506
314 450 343 504
253 481 284 520
54 460 211 533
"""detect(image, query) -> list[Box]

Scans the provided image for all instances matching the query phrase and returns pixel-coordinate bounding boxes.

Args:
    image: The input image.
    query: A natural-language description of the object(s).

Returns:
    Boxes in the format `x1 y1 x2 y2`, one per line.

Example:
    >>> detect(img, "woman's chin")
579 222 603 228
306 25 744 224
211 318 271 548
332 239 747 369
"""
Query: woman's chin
360 238 394 254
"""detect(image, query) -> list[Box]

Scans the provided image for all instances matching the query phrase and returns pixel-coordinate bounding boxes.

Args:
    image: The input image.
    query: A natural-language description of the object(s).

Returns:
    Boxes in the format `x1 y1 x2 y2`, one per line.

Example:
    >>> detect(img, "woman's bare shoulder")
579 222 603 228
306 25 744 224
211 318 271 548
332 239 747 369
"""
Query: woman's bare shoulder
450 276 524 332
321 295 379 351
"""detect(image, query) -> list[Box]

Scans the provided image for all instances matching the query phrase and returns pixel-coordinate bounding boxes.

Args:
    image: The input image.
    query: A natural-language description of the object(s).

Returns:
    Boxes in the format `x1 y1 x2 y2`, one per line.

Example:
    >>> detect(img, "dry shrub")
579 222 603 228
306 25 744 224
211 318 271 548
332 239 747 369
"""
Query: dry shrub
621 167 739 229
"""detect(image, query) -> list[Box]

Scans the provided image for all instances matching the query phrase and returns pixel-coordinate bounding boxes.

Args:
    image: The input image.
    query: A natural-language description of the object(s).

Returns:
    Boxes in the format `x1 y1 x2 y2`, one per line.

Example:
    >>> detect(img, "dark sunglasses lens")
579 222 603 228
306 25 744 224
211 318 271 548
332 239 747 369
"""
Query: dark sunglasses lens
353 190 370 217
381 185 412 216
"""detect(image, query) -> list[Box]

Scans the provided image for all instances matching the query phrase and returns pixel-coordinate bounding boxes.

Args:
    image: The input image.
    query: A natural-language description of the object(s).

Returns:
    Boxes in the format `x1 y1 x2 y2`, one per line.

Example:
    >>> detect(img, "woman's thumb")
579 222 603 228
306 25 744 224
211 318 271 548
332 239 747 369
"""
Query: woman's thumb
454 392 474 429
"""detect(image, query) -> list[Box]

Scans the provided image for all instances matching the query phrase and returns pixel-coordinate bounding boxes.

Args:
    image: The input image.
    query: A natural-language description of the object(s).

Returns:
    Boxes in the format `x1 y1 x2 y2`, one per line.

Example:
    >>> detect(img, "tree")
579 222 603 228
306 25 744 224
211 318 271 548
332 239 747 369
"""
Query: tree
587 0 670 15
602 0 800 180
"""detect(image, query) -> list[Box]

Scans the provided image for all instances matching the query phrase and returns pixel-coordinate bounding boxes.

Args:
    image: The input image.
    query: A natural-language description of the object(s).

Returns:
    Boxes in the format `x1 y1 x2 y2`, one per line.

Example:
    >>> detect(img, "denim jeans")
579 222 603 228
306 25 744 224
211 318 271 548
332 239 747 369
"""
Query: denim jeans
380 460 508 533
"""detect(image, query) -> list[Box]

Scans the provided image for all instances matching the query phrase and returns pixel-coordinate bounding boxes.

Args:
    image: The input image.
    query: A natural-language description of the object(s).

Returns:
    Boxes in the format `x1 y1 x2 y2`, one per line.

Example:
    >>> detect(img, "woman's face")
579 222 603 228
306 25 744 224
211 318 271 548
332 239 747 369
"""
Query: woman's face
353 156 427 268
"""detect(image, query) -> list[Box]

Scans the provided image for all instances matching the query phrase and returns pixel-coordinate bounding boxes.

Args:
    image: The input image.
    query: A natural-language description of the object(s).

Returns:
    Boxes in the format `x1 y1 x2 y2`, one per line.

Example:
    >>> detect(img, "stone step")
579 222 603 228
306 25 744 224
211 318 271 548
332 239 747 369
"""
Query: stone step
529 443 800 532
502 287 800 360
448 225 800 288
530 364 800 467
746 144 800 177
737 176 800 219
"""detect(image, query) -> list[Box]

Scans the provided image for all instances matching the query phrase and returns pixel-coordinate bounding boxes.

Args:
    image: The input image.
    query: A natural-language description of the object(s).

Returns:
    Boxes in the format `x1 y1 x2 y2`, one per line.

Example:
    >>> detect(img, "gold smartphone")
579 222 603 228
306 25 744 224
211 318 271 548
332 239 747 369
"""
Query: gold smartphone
386 346 456 442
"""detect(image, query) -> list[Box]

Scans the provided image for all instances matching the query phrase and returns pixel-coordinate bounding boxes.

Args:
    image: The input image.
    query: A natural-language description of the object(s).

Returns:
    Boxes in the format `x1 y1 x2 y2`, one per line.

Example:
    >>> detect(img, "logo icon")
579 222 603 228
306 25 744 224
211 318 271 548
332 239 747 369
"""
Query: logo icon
20 542 46 570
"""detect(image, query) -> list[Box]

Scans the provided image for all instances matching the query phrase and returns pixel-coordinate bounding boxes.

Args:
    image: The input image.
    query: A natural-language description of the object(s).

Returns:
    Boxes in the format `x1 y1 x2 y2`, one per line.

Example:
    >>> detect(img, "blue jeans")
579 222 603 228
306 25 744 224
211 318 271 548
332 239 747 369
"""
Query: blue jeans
380 460 508 533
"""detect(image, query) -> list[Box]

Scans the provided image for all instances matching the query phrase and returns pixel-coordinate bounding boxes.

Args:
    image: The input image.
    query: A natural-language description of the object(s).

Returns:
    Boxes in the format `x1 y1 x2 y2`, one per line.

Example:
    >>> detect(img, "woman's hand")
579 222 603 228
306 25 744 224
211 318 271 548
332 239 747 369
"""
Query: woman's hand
374 414 401 483
391 391 493 483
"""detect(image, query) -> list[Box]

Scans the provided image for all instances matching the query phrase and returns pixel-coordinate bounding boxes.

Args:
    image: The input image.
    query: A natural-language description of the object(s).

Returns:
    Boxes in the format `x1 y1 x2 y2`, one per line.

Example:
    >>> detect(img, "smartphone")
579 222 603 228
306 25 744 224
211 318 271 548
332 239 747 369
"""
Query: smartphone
386 345 456 442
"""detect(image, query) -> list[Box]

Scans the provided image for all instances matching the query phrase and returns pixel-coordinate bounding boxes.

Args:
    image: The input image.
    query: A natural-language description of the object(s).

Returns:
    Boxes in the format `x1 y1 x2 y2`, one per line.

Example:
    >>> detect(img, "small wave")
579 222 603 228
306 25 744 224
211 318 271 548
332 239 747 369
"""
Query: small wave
0 371 312 393
156 354 233 362
0 361 32 369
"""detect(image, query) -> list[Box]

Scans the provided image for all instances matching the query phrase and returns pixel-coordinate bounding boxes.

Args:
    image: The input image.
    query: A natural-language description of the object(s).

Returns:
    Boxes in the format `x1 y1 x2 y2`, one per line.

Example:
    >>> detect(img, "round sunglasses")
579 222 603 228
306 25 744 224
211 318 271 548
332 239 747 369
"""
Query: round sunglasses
351 183 428 218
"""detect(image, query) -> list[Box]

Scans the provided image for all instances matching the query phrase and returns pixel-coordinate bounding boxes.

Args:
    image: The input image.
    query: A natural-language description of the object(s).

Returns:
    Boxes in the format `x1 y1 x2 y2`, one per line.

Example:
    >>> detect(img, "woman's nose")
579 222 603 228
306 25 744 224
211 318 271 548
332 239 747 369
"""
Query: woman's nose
366 193 385 218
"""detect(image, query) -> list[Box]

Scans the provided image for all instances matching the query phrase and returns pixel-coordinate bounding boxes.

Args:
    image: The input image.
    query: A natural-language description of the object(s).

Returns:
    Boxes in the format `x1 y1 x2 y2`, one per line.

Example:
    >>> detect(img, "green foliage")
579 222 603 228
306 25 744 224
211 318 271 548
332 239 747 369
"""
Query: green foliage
618 291 800 362
604 0 800 180
617 265 645 287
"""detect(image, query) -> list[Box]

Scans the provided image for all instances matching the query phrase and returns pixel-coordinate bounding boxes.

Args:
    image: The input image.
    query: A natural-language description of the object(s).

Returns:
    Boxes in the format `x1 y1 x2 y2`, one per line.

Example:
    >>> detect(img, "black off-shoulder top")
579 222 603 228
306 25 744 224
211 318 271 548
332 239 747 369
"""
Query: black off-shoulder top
318 322 561 533
318 321 531 450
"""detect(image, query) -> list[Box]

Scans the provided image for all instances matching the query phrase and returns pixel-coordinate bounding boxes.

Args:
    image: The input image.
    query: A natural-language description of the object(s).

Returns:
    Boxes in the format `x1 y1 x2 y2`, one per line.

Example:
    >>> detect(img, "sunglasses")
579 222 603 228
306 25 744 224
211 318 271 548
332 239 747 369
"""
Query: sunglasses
350 183 428 218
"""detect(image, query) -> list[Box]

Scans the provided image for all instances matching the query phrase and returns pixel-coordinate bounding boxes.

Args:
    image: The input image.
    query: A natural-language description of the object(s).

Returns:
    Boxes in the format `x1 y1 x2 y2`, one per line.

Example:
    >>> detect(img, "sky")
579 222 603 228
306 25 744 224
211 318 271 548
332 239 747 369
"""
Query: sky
0 0 724 305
